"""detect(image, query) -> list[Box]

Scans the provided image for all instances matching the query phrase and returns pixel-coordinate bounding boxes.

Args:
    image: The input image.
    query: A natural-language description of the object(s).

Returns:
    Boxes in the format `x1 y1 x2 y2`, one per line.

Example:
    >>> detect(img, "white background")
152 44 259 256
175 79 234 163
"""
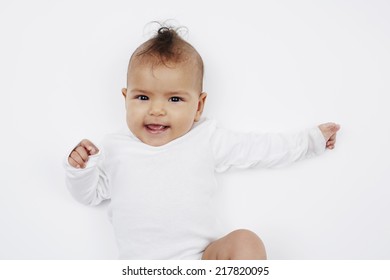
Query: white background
1 0 389 259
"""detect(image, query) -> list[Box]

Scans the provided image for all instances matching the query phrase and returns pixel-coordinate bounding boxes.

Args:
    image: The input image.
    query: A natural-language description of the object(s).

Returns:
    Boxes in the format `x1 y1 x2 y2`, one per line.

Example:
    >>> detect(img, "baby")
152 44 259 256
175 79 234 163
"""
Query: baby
65 25 340 260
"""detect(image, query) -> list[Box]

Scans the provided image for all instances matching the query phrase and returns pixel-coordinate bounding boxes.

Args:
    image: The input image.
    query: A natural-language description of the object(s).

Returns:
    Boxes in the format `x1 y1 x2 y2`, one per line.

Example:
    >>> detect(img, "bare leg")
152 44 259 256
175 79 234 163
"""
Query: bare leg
202 229 267 260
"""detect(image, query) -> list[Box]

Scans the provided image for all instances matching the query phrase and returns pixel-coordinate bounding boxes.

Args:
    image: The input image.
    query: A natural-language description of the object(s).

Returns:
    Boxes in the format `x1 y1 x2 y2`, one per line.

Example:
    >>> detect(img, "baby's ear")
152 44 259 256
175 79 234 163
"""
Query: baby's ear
194 92 207 122
121 88 127 98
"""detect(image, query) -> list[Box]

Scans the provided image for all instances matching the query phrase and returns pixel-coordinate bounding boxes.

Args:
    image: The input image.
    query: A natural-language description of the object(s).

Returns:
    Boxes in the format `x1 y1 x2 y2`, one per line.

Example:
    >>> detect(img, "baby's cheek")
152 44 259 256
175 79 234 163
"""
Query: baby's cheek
181 119 196 136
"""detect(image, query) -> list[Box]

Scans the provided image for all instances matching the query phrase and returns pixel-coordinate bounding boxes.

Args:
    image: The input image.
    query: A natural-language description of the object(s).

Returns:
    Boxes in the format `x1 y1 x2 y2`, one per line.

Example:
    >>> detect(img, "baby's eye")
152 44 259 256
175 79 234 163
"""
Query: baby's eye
169 96 183 102
136 95 149 101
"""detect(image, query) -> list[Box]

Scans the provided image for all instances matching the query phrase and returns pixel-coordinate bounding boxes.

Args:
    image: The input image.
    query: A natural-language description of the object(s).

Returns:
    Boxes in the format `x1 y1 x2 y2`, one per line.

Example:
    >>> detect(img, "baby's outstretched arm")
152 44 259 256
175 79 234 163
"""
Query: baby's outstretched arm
65 139 109 206
318 123 341 150
68 139 99 168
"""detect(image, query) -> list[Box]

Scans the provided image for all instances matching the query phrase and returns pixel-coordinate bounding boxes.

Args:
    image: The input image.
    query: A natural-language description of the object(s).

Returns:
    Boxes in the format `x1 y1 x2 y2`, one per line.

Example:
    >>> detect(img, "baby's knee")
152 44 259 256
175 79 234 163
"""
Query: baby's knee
229 229 261 244
228 229 267 259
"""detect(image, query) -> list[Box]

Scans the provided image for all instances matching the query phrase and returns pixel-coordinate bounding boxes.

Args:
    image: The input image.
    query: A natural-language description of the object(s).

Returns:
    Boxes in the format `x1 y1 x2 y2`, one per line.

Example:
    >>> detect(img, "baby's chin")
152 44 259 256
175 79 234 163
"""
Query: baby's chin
132 128 175 147
142 138 172 147
127 122 194 147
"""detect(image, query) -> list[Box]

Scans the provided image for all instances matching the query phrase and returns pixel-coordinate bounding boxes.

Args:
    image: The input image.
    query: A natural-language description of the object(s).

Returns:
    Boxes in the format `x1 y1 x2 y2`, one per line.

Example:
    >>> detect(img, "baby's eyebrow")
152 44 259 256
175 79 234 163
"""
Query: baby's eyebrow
166 91 190 96
130 89 190 96
130 89 152 95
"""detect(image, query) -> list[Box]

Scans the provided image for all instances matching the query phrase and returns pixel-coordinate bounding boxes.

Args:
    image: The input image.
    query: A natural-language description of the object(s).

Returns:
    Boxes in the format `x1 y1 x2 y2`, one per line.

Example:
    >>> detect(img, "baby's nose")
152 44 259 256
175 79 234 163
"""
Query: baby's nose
149 101 167 116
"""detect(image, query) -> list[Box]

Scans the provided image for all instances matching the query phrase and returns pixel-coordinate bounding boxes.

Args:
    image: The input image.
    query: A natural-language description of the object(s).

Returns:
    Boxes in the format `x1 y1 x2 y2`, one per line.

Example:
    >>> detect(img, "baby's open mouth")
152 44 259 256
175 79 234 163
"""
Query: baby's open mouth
145 124 170 134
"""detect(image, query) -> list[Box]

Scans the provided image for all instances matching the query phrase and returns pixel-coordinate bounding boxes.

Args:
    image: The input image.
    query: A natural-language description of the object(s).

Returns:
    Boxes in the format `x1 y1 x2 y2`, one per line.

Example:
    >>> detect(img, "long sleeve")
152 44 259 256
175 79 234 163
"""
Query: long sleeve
64 152 110 206
211 125 326 173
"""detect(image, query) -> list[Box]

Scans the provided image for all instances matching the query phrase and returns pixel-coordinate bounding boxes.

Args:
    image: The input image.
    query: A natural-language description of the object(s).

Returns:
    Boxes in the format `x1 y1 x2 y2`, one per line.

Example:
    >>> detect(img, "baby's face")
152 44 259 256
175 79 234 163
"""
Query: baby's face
123 62 206 147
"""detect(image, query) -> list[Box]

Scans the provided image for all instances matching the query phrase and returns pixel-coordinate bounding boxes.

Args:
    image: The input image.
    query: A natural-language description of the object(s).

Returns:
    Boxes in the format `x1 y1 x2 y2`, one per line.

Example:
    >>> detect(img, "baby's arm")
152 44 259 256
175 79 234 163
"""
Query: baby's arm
65 139 110 206
211 122 340 172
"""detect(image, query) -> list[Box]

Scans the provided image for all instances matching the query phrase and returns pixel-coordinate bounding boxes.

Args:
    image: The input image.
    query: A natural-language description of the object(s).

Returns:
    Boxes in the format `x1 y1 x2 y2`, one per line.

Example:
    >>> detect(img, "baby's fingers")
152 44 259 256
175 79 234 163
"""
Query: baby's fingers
75 145 89 161
69 145 90 168
67 139 99 169
326 141 335 149
68 150 86 168
79 139 99 155
326 135 337 149
68 156 82 168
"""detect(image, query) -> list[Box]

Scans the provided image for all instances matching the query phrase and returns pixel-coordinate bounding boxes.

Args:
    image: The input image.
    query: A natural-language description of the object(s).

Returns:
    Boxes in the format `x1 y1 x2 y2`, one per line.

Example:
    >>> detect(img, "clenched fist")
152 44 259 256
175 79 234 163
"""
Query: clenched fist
318 123 341 150
68 139 99 168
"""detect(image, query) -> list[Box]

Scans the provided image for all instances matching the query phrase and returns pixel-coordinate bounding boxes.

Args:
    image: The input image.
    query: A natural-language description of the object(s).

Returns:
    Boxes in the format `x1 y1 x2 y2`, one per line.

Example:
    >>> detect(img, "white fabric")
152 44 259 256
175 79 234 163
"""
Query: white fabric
64 118 326 259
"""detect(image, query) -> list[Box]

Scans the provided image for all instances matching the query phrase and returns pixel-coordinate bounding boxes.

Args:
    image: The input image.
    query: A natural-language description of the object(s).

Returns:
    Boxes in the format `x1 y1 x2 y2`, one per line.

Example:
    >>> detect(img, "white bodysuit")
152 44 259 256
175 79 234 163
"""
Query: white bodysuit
65 119 326 259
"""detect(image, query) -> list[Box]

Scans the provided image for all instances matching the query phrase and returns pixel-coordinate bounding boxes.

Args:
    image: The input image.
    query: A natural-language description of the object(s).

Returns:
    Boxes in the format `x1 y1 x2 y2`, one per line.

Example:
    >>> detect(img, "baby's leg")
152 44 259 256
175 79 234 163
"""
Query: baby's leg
202 229 267 260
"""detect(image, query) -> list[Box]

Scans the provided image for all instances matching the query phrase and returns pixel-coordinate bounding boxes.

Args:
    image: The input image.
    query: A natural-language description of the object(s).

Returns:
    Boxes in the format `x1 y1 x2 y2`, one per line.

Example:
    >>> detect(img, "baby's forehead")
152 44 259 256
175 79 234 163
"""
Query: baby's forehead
127 54 203 91
129 54 198 72
131 42 199 65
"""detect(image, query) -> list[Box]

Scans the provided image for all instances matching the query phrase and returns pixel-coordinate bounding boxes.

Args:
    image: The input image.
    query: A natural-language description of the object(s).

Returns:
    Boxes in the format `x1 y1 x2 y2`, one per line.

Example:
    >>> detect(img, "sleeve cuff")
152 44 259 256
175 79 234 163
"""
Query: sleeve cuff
308 126 327 155
64 151 102 171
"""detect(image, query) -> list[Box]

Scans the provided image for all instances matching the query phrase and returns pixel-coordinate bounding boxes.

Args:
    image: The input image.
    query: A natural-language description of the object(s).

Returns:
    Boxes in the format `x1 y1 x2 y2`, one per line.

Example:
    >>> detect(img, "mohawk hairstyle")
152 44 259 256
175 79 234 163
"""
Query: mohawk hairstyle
137 26 181 64
128 23 204 90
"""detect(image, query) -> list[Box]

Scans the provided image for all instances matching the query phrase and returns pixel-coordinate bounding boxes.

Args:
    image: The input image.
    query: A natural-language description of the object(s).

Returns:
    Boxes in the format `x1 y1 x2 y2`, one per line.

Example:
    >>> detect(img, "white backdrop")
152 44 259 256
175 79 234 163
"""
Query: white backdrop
1 0 389 259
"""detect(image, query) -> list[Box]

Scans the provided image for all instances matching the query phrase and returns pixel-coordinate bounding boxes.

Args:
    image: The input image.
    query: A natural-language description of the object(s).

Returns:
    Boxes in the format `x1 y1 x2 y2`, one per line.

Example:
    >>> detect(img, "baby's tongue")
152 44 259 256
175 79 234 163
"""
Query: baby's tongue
147 124 166 130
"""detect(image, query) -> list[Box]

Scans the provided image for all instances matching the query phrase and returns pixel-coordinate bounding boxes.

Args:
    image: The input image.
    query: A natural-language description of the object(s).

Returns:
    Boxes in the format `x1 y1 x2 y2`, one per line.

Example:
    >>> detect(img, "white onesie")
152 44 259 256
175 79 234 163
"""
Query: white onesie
64 118 326 259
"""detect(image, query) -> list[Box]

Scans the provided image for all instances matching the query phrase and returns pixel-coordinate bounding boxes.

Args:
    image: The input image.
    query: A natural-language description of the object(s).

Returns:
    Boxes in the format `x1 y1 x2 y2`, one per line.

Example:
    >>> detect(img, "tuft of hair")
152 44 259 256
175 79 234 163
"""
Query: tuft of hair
137 26 179 63
135 25 192 65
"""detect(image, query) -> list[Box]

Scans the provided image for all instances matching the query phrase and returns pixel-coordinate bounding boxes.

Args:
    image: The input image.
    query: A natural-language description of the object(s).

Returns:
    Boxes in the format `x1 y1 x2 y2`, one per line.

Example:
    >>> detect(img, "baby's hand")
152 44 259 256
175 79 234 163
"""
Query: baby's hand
318 123 341 150
68 139 99 168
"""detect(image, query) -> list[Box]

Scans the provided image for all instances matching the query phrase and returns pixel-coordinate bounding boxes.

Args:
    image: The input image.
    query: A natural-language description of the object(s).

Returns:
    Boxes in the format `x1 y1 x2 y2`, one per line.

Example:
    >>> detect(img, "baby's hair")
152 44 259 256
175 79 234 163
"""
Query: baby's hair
128 23 204 91
137 26 182 64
